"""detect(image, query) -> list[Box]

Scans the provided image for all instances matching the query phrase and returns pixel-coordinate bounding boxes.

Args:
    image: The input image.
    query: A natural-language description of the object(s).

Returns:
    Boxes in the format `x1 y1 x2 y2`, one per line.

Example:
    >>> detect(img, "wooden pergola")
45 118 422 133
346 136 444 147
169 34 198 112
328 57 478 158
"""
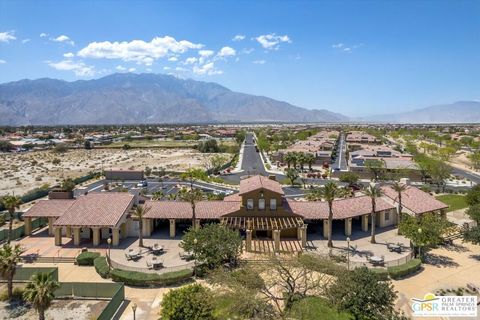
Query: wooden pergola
221 216 304 231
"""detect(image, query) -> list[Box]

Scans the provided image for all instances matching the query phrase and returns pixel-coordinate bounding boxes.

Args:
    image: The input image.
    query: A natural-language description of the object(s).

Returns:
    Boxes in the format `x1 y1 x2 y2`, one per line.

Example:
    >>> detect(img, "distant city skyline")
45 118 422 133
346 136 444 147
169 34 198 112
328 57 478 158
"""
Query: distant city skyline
0 0 479 116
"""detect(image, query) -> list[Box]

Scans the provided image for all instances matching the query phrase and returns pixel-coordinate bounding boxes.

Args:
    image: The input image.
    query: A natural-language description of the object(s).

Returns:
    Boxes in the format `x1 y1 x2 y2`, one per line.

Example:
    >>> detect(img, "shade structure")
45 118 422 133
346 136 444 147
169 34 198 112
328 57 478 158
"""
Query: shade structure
221 216 304 231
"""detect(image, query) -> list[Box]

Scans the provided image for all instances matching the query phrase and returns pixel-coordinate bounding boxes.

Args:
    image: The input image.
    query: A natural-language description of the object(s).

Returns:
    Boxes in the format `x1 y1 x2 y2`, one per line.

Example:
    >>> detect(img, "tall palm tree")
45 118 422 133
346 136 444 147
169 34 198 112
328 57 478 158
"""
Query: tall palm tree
284 152 295 169
305 153 316 171
179 187 204 229
311 182 347 248
23 273 60 320
152 191 164 200
1 195 22 244
297 152 306 170
391 181 407 226
0 243 23 300
132 206 151 247
364 183 383 244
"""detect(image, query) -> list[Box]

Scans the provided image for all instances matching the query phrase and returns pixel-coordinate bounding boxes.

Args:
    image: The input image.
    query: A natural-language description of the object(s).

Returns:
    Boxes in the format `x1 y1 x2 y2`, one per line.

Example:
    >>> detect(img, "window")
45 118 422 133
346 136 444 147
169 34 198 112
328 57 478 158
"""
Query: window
270 198 277 210
247 199 254 210
385 211 390 221
259 199 265 210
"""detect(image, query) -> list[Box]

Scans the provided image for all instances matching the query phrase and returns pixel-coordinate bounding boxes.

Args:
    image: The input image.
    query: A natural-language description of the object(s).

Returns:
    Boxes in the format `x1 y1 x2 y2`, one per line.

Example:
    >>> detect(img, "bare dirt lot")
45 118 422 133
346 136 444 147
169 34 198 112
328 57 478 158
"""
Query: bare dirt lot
0 148 227 197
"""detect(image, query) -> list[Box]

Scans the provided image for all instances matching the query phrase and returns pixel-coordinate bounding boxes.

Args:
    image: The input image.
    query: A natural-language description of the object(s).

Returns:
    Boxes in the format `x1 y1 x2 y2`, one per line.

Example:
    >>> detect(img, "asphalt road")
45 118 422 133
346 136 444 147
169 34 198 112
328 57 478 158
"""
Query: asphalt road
450 166 480 184
332 132 348 171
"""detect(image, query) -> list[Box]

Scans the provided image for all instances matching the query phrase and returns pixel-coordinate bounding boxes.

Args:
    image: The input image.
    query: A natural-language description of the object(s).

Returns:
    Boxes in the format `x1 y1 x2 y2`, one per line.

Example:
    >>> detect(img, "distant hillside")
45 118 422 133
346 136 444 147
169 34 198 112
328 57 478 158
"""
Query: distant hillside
366 101 480 123
0 73 348 125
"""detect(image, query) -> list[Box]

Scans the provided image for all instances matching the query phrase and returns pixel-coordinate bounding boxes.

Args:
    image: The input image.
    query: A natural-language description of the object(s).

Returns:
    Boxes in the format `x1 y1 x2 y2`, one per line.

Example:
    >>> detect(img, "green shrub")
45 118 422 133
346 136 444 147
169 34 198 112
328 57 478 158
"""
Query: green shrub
370 268 389 281
110 268 193 287
288 297 353 320
0 287 25 301
387 259 421 279
94 256 110 278
76 251 100 266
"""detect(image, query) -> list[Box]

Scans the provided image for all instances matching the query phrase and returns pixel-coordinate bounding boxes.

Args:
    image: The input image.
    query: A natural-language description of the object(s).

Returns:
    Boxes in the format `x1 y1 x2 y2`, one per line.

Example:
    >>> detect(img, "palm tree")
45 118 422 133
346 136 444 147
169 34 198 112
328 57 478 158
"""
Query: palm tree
1 195 22 243
312 182 347 248
297 152 306 170
364 183 383 244
179 187 204 229
284 152 295 169
0 243 23 300
305 153 316 171
132 206 151 247
291 152 299 169
391 181 407 226
23 273 60 320
152 191 164 200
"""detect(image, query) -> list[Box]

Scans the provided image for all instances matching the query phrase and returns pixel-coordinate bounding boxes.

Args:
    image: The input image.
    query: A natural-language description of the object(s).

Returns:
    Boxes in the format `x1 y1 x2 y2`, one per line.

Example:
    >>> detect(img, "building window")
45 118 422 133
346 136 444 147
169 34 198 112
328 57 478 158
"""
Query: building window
385 211 390 221
270 199 277 210
259 199 265 210
247 199 254 210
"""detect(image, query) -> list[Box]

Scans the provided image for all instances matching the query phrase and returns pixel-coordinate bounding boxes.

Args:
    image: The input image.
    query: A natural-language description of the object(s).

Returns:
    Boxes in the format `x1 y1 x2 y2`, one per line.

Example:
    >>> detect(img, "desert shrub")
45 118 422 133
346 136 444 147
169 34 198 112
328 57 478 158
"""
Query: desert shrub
76 251 100 266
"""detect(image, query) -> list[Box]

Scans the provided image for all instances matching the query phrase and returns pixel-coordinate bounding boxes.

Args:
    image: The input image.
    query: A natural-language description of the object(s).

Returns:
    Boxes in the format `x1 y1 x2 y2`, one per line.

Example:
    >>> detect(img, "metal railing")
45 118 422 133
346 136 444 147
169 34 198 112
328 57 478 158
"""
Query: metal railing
348 251 415 269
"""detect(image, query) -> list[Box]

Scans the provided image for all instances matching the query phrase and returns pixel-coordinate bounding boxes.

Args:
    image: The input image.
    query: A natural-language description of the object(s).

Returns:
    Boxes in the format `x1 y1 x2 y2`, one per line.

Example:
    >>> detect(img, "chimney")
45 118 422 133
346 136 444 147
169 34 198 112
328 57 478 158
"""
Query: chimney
129 187 140 205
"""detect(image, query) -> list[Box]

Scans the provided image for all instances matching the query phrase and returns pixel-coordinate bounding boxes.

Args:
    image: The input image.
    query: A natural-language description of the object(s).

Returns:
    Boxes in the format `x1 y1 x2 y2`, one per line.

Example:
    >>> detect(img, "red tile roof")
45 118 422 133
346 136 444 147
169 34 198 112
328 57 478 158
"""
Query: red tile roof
381 185 448 215
144 200 241 219
238 175 284 195
286 196 395 220
54 193 134 227
23 199 76 218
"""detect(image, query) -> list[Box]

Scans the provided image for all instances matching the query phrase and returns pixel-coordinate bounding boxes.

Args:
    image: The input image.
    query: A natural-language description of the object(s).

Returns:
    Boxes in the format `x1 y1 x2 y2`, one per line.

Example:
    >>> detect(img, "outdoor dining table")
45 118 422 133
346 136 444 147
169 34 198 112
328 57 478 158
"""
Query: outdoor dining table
125 249 141 260
151 244 164 255
146 257 164 269
369 256 384 265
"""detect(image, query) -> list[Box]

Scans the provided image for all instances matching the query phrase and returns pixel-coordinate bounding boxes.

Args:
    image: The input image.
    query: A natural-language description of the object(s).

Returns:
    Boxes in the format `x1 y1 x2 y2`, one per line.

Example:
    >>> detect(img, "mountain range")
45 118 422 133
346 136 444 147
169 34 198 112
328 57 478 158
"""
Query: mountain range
0 73 478 125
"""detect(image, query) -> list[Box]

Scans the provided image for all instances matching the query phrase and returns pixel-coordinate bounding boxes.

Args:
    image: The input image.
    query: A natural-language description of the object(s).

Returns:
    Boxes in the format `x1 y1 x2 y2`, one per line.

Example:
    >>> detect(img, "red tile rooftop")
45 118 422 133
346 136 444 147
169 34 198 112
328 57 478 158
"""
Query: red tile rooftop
23 199 76 218
381 185 448 215
238 175 284 195
144 200 241 219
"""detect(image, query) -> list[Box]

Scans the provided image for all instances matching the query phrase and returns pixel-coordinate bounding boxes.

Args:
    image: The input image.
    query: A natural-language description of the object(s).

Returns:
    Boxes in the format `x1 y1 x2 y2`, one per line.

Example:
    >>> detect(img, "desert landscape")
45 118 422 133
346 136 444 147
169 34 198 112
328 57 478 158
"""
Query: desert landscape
0 148 228 197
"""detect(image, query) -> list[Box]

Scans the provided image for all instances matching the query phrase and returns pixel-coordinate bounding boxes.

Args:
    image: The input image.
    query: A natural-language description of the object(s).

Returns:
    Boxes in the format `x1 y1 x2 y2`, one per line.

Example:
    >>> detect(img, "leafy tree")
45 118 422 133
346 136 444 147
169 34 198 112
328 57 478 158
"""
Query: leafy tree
198 139 220 153
285 168 299 186
53 143 68 153
152 191 164 200
178 187 204 228
61 178 76 192
466 185 480 206
202 154 228 173
463 204 480 244
0 140 13 152
144 166 152 176
364 184 383 244
1 195 22 243
23 273 60 320
364 159 385 181
339 172 359 187
181 223 242 269
429 160 451 192
180 168 209 185
305 153 316 171
284 152 297 169
327 267 403 320
132 205 151 247
0 244 23 300
160 284 214 320
235 130 246 145
468 151 480 170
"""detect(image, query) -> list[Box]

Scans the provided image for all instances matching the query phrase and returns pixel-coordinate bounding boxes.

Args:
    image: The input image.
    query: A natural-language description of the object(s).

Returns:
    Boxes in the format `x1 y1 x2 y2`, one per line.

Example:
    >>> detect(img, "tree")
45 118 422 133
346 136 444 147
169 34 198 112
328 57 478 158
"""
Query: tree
339 172 359 187
132 206 151 247
178 187 204 228
297 152 307 170
305 153 316 171
468 151 480 170
144 166 152 176
466 185 480 206
0 140 13 152
462 204 480 244
285 168 299 186
327 267 402 320
84 140 93 149
53 143 68 153
284 152 296 169
202 154 228 173
235 130 246 145
198 139 220 153
152 191 164 200
0 244 23 300
23 273 60 320
364 184 383 244
181 223 242 269
160 284 214 320
364 159 385 181
429 160 451 192
1 195 22 243
61 178 76 192
391 181 407 226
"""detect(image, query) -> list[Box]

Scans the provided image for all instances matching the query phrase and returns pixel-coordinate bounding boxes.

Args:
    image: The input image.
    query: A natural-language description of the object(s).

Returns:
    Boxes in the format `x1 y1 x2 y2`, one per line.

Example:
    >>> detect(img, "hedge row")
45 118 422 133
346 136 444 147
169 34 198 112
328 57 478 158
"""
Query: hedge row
94 256 110 278
76 252 101 266
370 268 389 281
110 268 193 287
387 259 422 279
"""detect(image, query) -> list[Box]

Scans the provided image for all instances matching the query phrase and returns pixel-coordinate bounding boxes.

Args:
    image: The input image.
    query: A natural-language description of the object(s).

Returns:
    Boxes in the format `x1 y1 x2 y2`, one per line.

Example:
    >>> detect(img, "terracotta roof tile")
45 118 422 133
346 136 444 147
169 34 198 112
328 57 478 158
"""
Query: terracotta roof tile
144 200 241 220
381 185 448 214
23 199 76 218
238 175 284 195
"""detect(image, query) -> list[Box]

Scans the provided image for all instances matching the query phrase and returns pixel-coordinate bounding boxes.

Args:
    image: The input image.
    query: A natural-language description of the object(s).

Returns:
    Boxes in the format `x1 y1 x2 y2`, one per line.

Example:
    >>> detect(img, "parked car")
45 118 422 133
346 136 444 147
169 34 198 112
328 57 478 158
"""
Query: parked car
137 180 148 187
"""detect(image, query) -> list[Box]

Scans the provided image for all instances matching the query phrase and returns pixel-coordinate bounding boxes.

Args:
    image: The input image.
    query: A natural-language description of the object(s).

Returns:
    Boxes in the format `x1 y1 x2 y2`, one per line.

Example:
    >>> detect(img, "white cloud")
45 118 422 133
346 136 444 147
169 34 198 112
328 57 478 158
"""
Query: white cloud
47 59 95 77
77 36 203 65
115 65 127 71
254 33 291 50
252 60 266 64
0 59 6 64
0 31 16 43
175 67 188 72
241 48 254 55
52 35 75 46
332 43 363 53
63 52 75 58
332 43 344 49
232 34 245 41
198 50 214 57
217 46 236 57
128 67 136 72
193 62 222 75
168 56 178 62
184 57 198 64
21 39 31 44
163 66 171 71
40 33 48 38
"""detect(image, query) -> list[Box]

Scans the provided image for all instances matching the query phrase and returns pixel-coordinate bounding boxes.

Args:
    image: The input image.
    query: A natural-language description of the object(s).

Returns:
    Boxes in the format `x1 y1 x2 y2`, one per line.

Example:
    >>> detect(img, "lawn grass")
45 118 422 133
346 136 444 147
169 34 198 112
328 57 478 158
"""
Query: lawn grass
435 194 468 212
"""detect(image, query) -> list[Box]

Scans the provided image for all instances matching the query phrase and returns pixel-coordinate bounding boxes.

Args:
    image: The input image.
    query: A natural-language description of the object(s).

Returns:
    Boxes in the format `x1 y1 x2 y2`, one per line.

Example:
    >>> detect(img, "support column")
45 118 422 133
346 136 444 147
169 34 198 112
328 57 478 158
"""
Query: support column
112 228 120 246
169 219 176 238
142 218 151 237
73 227 81 246
92 227 101 246
361 214 369 232
273 229 281 253
301 224 308 247
66 226 72 238
297 226 302 240
54 227 62 246
323 220 329 239
246 229 252 252
24 217 32 236
120 223 127 239
345 218 352 236
195 219 201 230
48 217 55 236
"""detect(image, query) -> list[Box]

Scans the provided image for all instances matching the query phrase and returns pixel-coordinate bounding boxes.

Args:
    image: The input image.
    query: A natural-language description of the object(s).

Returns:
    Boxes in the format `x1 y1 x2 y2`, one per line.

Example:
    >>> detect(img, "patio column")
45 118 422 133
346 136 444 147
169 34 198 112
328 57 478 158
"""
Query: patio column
361 214 369 232
297 226 302 240
112 228 120 246
246 229 252 252
273 229 281 253
195 219 201 230
54 227 62 246
73 227 81 246
92 227 101 246
345 218 352 236
120 223 127 239
301 224 308 247
24 217 32 235
48 217 55 236
323 220 329 238
65 226 72 238
169 219 176 238
142 218 151 237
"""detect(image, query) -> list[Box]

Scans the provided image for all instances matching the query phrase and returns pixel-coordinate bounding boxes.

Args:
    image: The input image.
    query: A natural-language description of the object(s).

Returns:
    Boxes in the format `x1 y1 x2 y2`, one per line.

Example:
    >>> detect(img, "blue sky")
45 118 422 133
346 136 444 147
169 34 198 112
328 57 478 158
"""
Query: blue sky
0 0 479 116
